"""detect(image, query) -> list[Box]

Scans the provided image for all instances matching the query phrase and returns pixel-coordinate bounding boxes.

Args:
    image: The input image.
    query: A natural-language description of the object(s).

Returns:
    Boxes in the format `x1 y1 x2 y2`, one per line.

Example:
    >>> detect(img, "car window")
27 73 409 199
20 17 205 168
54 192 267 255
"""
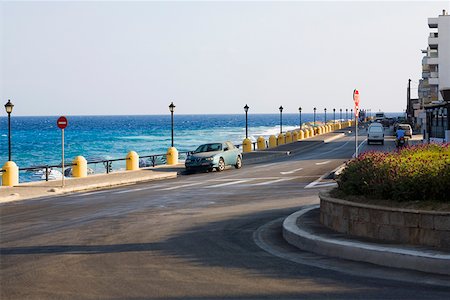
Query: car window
369 127 383 133
399 125 410 130
195 143 222 153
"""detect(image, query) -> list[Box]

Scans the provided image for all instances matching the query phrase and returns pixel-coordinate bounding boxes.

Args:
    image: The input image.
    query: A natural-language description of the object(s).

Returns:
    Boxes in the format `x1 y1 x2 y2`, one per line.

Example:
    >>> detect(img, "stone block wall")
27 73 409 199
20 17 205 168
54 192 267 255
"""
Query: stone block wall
319 192 450 249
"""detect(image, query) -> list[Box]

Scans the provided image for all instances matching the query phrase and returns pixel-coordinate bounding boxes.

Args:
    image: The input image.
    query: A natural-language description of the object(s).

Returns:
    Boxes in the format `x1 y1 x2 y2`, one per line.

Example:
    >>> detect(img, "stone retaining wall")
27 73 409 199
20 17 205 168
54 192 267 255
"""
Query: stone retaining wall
319 192 450 249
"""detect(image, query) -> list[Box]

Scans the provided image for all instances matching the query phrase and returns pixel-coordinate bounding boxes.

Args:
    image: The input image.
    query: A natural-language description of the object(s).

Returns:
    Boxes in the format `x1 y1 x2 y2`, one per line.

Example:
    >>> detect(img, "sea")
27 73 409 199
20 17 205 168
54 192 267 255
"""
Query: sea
0 113 401 182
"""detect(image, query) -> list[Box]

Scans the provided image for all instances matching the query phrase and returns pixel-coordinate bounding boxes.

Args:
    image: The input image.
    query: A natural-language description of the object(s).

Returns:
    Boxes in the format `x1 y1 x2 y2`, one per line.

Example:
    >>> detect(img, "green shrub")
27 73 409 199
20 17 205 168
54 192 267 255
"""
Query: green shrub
337 144 450 202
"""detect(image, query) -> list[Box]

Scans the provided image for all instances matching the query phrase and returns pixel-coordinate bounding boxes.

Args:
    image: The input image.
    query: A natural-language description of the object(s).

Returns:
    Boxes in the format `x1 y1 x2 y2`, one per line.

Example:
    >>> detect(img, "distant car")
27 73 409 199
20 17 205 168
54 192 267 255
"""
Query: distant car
396 123 412 138
185 141 242 172
367 123 384 145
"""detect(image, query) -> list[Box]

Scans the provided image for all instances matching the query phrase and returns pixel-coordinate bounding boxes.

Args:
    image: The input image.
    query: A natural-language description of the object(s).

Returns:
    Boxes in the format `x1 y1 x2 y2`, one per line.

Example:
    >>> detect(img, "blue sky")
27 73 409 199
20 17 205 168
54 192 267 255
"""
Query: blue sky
1 1 448 116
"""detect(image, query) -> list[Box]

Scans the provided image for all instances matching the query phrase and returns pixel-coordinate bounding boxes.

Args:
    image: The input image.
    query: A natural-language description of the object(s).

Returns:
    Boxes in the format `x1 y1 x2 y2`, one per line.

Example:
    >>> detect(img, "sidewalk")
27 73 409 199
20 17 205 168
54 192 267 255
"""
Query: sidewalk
283 204 450 278
0 128 350 203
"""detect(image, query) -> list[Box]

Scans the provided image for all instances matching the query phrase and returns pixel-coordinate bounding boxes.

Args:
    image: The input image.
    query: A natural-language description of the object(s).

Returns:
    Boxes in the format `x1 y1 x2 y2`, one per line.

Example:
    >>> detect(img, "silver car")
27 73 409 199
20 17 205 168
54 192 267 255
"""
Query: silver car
185 141 242 172
396 124 413 138
367 123 384 145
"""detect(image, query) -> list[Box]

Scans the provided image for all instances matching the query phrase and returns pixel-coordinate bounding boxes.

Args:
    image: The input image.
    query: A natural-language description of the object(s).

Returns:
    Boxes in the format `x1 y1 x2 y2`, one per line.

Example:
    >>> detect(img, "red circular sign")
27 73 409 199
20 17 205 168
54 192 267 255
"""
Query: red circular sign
353 89 360 106
57 116 68 129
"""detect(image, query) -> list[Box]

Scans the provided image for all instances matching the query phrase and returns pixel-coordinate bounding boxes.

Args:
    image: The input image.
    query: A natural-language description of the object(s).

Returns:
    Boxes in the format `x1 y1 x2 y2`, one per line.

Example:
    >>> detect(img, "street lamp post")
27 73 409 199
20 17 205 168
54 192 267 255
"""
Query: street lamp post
244 104 249 139
333 108 336 124
298 107 302 130
313 107 317 127
346 108 348 120
4 100 14 161
324 108 327 124
351 108 353 121
340 108 342 121
169 102 175 147
279 106 283 133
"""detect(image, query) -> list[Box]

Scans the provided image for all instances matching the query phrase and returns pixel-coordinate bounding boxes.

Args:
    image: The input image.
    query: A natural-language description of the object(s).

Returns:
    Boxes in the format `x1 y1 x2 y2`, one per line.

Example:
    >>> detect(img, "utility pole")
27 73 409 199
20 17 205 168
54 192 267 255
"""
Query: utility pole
407 79 411 123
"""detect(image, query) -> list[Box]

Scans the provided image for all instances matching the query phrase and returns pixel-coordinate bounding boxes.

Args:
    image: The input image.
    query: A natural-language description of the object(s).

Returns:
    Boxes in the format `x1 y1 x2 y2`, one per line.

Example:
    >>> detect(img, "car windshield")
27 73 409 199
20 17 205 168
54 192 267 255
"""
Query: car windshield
369 127 383 133
194 143 222 153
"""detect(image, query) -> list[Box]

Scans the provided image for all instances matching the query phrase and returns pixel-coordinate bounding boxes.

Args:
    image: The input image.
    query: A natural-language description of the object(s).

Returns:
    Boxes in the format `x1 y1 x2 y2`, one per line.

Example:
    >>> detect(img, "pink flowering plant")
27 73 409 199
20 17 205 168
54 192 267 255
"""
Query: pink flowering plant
336 144 450 202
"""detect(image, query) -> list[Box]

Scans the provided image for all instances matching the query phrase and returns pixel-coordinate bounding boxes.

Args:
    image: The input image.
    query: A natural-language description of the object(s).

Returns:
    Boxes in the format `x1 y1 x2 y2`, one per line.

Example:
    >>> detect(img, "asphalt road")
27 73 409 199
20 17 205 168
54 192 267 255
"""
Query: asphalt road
1 131 449 299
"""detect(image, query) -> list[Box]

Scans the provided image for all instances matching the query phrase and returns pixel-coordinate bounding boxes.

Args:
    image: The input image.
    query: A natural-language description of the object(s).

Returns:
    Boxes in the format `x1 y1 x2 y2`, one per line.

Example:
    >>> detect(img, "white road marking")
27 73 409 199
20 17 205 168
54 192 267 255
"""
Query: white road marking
252 177 298 186
69 190 109 197
159 181 207 191
280 167 303 175
112 189 136 194
305 182 337 189
251 163 280 169
315 160 331 165
206 180 250 188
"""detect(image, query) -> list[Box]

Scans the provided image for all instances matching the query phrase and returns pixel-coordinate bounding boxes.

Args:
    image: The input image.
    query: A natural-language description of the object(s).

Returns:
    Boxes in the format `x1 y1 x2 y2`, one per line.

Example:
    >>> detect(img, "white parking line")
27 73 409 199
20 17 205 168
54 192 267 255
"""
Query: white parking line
280 167 303 175
315 160 331 165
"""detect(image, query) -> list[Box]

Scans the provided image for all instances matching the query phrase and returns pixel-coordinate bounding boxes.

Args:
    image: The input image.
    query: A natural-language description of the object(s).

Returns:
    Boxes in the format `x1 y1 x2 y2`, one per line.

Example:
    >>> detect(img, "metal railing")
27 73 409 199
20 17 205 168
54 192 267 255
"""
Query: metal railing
5 151 192 182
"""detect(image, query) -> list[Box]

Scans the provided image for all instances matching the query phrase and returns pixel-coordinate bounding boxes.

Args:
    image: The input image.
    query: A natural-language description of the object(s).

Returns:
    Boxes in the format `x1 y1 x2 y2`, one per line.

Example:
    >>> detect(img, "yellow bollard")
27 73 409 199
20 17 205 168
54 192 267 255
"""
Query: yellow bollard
338 122 342 129
299 130 305 140
72 156 88 177
310 128 315 137
166 147 178 165
243 138 252 153
285 132 292 143
277 133 285 145
269 135 277 148
292 131 298 142
319 126 324 135
2 161 19 187
257 136 266 150
303 129 309 138
126 151 139 170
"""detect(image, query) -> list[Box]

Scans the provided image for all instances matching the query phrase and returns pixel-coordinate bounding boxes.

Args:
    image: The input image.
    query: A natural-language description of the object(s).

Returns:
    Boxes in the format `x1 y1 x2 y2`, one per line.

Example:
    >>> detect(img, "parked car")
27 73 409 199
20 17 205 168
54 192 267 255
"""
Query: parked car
395 123 413 138
367 123 384 145
185 141 242 173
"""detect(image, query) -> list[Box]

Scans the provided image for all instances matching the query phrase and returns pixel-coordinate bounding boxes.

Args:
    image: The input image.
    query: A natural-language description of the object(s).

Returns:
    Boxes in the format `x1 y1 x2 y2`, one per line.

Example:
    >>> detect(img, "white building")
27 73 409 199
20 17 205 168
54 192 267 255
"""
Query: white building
417 10 450 141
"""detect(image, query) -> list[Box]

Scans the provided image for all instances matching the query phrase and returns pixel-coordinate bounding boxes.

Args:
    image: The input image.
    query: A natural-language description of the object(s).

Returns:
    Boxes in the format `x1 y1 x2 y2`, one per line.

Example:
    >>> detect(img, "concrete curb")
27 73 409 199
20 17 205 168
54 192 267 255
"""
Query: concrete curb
282 206 450 276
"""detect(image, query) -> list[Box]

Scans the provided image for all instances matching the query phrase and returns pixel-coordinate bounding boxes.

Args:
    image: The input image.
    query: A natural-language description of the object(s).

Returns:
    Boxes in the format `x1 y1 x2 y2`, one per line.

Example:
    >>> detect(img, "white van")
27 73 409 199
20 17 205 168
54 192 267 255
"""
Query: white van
367 123 384 145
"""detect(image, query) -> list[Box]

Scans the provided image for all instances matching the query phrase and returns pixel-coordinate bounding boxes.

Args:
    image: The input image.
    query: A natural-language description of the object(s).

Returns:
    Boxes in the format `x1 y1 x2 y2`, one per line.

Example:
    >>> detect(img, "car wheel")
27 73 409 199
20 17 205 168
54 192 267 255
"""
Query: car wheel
216 158 225 172
235 156 242 169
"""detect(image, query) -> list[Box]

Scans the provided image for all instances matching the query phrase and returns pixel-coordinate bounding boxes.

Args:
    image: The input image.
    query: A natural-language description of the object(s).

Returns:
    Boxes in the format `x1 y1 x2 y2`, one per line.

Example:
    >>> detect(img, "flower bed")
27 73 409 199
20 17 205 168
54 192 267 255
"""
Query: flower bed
337 144 450 202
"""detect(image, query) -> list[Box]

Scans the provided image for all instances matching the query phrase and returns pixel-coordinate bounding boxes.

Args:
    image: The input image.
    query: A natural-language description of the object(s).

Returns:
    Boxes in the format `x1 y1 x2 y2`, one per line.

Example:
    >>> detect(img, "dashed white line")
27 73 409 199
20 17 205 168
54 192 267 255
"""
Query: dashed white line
315 160 331 165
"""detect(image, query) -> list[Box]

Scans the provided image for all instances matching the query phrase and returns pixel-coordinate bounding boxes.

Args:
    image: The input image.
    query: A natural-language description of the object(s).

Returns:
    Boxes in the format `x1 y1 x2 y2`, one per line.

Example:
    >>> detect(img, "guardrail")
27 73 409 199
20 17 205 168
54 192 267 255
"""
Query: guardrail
2 151 192 182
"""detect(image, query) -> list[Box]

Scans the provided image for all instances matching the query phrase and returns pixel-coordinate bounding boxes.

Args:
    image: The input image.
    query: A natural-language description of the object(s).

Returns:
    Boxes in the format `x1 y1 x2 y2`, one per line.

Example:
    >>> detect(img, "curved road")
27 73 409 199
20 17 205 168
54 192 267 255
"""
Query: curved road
1 132 449 299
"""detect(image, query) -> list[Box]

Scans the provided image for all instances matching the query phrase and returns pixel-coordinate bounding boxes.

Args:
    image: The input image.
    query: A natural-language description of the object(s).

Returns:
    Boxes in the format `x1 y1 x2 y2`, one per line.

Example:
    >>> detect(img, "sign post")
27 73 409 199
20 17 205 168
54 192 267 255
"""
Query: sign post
353 89 360 158
57 116 68 187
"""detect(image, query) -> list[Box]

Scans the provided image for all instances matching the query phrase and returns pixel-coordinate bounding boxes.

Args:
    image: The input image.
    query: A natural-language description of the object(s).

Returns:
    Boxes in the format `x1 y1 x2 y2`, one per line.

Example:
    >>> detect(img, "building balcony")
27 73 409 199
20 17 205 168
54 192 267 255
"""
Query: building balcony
430 71 439 78
428 57 438 65
428 17 438 28
429 36 438 49
429 77 439 85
